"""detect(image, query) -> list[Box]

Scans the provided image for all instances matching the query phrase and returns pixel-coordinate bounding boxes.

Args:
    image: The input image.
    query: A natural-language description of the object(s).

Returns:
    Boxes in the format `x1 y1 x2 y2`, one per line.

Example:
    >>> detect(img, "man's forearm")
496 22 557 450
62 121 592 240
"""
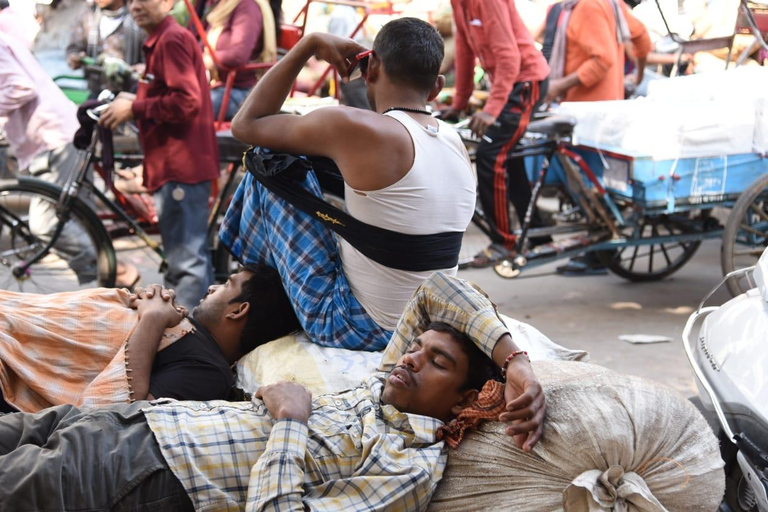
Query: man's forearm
234 35 316 123
246 419 308 512
377 272 510 372
125 312 166 400
556 72 582 95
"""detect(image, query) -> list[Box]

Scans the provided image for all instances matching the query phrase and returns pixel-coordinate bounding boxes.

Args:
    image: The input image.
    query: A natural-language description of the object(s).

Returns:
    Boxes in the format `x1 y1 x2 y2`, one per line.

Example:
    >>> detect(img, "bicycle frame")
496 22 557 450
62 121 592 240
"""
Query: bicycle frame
479 127 724 277
9 126 168 279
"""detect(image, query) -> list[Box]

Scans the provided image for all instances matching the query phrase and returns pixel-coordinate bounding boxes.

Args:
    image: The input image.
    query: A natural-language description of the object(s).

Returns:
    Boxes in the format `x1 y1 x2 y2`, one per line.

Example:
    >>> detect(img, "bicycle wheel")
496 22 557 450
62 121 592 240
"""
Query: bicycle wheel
597 214 701 281
0 179 116 293
721 173 768 297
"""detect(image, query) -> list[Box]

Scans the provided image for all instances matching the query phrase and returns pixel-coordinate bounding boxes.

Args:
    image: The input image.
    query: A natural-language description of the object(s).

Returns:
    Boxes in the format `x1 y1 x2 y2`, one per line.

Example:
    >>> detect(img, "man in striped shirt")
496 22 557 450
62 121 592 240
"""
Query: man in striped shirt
0 272 545 511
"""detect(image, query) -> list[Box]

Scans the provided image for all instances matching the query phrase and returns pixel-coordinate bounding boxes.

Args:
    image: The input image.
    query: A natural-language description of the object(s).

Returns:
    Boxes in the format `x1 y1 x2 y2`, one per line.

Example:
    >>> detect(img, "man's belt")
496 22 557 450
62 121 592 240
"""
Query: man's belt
244 148 463 272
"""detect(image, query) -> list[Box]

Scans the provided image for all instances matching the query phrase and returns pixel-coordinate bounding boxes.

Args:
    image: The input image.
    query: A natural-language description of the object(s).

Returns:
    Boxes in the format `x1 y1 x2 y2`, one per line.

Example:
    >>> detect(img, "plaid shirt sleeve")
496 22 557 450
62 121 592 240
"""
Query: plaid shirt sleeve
377 272 510 373
246 419 308 512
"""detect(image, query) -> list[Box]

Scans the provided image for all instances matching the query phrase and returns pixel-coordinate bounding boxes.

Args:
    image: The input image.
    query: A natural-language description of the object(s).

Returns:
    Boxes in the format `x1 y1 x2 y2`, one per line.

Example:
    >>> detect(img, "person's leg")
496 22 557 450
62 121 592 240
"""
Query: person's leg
27 143 99 283
471 82 539 267
0 402 192 510
506 79 553 247
154 181 214 310
224 87 249 120
210 86 225 120
211 87 250 121
219 171 391 351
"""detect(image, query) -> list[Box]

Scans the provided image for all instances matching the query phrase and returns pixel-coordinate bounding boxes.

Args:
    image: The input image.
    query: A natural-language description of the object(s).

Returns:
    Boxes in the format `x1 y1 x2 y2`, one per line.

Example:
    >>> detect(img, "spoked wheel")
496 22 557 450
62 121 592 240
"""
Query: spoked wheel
0 179 116 293
597 214 701 281
721 173 768 297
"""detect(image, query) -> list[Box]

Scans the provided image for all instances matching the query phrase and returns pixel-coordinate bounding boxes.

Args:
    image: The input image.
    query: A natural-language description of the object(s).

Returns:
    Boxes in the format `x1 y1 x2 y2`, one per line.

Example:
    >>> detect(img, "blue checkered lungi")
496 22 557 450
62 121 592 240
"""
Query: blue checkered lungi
219 170 392 351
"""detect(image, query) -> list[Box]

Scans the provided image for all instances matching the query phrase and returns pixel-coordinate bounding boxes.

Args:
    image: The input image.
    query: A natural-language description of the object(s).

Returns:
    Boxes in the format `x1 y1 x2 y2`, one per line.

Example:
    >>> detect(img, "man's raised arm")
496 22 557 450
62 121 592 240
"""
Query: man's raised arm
125 285 187 401
378 272 546 451
230 33 367 158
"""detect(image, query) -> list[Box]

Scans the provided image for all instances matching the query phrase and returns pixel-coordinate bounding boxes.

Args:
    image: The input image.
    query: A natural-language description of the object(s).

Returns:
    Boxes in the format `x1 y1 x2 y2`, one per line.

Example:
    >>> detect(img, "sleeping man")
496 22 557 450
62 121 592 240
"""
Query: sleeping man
0 272 545 510
0 264 300 413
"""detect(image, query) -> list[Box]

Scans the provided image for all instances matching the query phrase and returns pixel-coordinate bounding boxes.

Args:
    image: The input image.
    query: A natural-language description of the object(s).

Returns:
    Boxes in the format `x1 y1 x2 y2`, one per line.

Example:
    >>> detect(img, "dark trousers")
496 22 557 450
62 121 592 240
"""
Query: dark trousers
475 78 549 249
0 402 193 511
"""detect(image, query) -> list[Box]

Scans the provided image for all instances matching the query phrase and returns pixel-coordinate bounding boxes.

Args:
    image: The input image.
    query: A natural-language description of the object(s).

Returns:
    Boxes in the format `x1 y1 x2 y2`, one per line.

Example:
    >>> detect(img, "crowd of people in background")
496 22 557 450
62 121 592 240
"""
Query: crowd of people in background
0 0 764 299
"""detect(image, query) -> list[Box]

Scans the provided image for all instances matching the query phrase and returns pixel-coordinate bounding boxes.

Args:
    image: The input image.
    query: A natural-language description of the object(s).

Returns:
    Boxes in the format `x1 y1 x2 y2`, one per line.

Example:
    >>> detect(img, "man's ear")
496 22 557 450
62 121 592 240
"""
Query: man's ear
365 54 380 84
427 75 446 102
227 301 250 321
450 388 479 417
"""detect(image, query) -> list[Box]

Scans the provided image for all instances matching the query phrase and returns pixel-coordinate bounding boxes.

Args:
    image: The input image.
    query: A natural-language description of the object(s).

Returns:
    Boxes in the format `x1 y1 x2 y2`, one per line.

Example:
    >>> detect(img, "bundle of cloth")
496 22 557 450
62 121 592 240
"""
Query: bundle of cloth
0 288 191 412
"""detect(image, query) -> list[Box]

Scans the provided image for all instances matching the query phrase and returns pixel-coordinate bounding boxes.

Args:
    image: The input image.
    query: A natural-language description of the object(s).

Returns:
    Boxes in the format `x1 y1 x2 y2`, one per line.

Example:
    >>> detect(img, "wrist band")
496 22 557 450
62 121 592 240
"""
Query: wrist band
501 350 529 380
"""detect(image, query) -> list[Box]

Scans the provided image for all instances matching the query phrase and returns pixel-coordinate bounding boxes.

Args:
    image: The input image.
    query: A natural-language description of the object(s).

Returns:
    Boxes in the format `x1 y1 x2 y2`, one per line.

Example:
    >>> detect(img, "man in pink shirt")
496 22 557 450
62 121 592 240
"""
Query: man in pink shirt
0 31 98 283
446 0 550 268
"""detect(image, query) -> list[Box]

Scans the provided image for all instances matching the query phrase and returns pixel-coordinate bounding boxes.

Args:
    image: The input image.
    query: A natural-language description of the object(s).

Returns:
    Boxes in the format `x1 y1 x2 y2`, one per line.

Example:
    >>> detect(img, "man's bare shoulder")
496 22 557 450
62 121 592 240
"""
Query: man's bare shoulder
304 106 414 190
308 105 405 138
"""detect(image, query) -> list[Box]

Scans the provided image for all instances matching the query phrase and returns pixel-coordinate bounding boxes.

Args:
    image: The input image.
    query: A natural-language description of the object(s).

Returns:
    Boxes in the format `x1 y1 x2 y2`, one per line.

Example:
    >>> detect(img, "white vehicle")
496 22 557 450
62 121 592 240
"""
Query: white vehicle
684 249 768 512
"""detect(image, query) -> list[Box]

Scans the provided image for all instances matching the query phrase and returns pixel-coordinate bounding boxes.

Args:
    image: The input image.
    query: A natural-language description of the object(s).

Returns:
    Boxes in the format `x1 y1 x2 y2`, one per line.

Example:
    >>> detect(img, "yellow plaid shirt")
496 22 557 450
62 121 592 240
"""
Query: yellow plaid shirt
143 272 510 511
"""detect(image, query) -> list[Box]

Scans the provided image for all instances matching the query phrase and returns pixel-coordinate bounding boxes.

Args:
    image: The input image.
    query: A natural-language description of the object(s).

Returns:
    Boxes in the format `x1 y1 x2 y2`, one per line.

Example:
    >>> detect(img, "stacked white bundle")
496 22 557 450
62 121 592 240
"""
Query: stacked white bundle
557 67 768 160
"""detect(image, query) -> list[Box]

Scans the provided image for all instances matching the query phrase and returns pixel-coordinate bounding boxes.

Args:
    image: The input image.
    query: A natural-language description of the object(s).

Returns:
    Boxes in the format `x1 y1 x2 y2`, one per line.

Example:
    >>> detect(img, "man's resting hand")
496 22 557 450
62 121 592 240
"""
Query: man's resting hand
129 284 187 329
499 355 546 453
254 382 312 424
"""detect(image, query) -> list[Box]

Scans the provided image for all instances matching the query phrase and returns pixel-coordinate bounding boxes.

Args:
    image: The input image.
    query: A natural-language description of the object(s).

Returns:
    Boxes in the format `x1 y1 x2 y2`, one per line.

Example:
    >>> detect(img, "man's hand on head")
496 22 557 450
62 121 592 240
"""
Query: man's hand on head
129 284 188 329
254 382 312 424
98 97 134 131
498 357 546 453
306 33 368 83
469 111 497 139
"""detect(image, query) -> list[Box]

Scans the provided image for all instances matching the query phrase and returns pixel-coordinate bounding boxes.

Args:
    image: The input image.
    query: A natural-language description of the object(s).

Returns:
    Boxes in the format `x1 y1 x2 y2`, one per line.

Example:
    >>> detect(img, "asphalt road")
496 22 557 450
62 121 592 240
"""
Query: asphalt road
459 228 731 397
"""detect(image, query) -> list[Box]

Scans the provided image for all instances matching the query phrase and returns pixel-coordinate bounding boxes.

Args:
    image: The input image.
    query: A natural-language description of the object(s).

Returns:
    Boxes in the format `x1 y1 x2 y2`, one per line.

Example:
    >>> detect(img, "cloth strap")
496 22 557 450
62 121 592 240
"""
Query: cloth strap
243 149 464 272
437 380 506 449
548 0 631 80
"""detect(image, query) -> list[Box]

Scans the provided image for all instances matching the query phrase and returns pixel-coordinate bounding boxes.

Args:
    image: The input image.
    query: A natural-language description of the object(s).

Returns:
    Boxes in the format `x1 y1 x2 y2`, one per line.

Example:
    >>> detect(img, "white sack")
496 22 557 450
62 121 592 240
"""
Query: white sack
428 360 724 512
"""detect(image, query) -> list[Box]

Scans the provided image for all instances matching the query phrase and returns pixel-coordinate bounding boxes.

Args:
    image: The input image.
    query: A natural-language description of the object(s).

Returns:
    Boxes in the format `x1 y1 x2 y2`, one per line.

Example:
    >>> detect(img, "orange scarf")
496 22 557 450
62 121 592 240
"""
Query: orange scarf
437 379 506 449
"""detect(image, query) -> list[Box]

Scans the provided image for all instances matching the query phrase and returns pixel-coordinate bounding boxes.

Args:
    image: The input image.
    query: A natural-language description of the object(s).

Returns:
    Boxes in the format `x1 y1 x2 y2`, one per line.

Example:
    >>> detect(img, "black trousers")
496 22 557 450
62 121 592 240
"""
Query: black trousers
0 402 194 511
475 78 549 249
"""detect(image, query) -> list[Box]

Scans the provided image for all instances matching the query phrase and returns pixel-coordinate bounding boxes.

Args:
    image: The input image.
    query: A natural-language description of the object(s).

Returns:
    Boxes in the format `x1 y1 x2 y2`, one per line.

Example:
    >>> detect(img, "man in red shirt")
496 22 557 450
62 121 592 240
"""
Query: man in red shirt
100 0 220 309
446 0 550 267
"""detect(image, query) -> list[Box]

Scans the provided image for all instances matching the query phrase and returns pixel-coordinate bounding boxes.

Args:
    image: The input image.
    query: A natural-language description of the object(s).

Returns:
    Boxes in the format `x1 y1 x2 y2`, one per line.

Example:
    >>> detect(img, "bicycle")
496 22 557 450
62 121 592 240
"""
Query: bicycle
0 96 247 293
452 113 728 282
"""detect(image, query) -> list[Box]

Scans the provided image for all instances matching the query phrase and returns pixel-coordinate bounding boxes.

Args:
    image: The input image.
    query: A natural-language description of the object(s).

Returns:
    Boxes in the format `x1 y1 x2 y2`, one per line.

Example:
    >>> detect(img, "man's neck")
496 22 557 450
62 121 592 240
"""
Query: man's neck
373 89 429 115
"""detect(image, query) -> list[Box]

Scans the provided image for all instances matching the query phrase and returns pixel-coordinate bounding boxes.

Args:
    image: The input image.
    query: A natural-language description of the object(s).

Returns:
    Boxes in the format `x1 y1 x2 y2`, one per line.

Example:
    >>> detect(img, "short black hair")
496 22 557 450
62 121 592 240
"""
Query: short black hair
426 322 501 391
232 264 301 355
372 17 444 92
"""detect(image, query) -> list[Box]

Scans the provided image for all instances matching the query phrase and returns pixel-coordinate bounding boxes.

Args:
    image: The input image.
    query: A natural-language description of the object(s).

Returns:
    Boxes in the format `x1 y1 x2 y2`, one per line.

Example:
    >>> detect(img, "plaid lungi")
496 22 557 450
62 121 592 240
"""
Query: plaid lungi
219 171 391 351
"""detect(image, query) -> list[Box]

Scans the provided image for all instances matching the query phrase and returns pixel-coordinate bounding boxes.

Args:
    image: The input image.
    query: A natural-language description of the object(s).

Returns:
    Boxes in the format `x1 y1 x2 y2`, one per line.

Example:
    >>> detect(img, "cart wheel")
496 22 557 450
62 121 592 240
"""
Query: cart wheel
597 214 701 281
493 258 522 279
721 172 768 297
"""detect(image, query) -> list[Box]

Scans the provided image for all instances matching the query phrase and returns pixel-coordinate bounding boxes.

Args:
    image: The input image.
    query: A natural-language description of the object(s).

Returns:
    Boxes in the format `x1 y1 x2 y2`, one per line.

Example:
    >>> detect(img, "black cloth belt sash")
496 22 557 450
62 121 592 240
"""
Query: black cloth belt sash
243 149 463 272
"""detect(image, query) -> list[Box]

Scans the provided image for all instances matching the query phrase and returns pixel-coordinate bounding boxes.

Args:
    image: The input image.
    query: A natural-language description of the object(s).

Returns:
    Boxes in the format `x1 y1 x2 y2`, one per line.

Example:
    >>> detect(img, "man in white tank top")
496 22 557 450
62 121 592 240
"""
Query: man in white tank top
224 17 479 353
221 19 545 445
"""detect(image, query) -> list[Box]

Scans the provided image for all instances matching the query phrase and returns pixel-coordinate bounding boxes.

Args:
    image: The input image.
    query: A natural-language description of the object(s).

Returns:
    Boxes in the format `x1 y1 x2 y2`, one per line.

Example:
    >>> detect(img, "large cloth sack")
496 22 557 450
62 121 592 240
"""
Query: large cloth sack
428 361 724 512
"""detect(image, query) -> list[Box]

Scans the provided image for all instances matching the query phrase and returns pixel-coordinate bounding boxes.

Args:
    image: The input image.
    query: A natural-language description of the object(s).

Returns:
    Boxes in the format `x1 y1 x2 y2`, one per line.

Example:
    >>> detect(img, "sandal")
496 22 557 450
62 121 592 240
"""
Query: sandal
115 262 141 290
466 243 514 269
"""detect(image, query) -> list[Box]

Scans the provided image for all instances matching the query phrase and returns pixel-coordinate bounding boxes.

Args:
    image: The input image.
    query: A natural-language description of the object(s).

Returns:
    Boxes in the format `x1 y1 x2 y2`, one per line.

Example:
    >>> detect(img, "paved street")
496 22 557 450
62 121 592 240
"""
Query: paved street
460 226 730 397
